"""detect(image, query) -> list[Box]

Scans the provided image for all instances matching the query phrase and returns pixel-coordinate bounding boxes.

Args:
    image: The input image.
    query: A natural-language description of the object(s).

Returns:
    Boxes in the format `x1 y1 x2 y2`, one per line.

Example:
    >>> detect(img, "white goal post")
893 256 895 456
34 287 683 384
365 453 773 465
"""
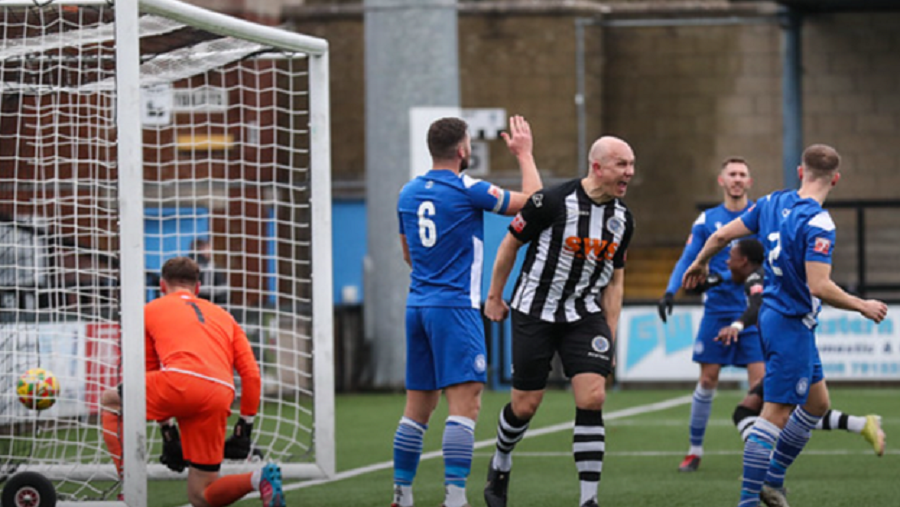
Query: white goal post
0 0 332 505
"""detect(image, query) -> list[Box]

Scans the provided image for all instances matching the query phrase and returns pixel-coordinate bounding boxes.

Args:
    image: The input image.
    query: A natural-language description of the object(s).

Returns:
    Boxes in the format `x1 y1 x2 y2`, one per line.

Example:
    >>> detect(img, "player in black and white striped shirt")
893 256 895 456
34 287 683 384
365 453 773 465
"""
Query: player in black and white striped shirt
482 136 635 507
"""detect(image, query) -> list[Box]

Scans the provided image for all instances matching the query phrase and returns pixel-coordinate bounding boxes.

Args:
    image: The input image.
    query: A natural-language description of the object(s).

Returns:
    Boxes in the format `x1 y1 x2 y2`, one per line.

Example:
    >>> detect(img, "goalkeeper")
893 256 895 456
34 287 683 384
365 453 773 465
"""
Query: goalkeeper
100 256 284 507
695 238 886 456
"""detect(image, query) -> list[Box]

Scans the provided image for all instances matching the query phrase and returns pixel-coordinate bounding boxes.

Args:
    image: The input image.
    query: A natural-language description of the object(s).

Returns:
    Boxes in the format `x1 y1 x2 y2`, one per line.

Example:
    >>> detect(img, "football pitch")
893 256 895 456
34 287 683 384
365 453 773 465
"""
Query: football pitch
156 387 898 507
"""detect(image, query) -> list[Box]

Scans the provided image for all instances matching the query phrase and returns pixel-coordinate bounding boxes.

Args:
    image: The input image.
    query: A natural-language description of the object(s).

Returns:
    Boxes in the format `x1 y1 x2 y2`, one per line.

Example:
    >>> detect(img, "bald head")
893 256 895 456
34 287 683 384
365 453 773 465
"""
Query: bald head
589 136 633 169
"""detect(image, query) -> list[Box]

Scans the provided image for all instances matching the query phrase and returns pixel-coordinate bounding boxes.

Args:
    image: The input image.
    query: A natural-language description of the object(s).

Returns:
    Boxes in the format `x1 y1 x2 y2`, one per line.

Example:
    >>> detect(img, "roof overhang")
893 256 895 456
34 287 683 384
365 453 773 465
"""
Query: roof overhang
732 0 900 13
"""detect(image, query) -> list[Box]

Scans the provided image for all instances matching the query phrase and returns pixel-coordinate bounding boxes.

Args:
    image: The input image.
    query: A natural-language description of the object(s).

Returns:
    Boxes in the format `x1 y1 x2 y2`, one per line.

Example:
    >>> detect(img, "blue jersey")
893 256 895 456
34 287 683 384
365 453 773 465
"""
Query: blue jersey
397 169 511 308
665 203 753 314
740 189 836 320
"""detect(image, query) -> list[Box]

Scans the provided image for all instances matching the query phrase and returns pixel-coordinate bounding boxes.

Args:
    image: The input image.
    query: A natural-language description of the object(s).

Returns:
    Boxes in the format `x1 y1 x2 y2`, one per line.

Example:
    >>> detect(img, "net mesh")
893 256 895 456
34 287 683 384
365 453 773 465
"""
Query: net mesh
1 3 318 501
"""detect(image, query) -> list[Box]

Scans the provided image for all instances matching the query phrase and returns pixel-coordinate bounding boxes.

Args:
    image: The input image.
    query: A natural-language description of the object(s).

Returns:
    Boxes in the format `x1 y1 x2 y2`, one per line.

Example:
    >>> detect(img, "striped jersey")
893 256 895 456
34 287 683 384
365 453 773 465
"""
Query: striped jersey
508 179 634 322
397 169 511 308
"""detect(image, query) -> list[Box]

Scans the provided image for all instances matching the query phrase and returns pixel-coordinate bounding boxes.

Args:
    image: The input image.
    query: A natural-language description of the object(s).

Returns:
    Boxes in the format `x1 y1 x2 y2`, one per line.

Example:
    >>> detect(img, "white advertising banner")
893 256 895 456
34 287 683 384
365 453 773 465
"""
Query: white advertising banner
1 321 120 420
616 305 900 382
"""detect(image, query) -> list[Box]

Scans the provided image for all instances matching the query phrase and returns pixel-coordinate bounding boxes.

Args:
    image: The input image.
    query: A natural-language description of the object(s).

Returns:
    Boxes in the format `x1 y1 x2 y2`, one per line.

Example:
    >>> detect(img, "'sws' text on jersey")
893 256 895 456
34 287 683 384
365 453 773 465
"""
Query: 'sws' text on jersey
665 203 755 314
509 179 634 323
740 189 836 322
398 170 511 308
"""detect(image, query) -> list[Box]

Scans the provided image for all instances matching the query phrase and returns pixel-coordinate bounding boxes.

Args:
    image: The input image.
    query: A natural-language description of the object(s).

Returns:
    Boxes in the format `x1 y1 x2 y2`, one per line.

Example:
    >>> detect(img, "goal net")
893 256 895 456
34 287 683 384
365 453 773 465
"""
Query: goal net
0 0 333 503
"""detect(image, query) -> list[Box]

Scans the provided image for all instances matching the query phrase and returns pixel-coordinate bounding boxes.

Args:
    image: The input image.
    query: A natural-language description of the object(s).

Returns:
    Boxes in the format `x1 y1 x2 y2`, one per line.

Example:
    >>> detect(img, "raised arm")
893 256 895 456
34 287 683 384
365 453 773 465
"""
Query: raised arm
806 261 887 322
502 115 543 215
484 233 524 321
683 217 752 289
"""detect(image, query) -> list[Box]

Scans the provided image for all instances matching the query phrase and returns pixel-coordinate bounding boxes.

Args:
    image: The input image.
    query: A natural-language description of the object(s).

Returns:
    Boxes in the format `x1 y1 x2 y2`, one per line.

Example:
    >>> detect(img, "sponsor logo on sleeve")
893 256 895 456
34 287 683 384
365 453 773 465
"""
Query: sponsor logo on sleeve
488 184 502 201
686 233 693 245
750 284 763 295
814 237 831 255
511 214 526 233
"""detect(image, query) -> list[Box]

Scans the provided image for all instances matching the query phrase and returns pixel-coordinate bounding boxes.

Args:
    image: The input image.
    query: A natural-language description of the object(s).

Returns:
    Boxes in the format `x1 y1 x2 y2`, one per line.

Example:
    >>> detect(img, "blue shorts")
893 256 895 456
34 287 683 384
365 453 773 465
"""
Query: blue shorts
759 306 823 405
405 306 487 390
691 312 764 366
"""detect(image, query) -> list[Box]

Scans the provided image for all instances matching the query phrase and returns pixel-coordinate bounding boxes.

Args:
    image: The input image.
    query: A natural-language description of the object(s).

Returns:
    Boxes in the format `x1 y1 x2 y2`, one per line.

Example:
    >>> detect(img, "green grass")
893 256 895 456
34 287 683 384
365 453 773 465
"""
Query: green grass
35 388 900 506
143 387 900 507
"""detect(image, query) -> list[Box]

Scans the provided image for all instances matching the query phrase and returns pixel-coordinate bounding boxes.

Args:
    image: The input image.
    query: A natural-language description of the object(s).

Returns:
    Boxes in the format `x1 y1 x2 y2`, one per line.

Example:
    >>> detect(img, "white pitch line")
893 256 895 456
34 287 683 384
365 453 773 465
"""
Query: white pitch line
471 449 900 457
178 394 692 506
285 394 692 492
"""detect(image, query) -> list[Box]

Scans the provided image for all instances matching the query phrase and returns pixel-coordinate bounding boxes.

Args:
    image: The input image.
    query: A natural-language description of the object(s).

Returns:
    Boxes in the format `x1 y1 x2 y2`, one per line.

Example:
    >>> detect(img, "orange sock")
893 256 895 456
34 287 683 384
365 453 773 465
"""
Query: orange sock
101 410 123 478
203 473 254 507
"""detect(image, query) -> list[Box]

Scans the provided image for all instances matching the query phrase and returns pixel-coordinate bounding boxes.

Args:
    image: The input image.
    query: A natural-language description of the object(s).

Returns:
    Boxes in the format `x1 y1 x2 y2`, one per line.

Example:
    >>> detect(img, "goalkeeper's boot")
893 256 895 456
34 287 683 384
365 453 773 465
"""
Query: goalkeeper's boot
861 415 886 457
259 462 286 507
760 483 790 507
483 464 510 507
678 454 701 472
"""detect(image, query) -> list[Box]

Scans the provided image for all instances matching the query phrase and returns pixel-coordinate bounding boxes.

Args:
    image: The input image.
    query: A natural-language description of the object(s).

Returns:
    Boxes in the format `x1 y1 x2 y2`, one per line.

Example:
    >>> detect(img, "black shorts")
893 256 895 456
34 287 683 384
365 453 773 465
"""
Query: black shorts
510 310 615 391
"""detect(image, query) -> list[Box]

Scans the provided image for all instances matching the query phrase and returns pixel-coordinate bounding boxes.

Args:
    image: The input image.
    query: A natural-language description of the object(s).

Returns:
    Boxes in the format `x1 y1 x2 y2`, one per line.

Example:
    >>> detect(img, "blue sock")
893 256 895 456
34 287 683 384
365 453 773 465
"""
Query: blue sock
738 419 781 507
443 416 476 488
689 383 716 450
765 407 821 488
393 417 427 487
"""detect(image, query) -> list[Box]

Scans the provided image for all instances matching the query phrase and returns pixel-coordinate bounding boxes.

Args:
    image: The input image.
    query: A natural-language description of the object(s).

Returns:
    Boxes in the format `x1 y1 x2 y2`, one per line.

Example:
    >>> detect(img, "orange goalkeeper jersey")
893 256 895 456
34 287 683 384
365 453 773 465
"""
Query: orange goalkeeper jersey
144 290 261 416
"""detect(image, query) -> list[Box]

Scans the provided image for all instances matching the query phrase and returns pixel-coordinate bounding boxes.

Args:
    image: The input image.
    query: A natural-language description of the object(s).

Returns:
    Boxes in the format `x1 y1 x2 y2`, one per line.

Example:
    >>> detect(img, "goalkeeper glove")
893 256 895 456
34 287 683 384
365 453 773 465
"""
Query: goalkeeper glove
657 292 674 323
224 417 253 460
159 423 187 473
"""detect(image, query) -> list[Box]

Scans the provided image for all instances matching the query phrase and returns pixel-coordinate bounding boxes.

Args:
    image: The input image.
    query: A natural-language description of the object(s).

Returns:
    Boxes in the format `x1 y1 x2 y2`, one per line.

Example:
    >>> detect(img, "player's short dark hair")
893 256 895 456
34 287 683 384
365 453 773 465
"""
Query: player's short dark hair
802 144 840 176
161 256 200 286
736 238 764 266
721 156 749 170
427 117 468 160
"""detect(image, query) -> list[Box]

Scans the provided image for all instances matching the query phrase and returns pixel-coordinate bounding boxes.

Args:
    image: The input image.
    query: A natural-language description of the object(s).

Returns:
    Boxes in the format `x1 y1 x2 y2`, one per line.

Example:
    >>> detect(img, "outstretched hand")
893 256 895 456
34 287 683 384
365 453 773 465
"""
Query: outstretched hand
715 325 741 346
860 299 888 323
501 115 533 159
682 261 709 291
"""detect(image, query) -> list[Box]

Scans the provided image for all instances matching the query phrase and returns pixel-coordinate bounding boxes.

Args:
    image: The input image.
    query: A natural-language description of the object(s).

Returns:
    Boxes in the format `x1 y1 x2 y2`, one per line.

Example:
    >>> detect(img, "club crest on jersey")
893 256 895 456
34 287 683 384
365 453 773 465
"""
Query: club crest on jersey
796 377 809 396
474 354 487 373
425 180 434 189
531 193 544 208
814 237 831 255
606 216 626 236
511 214 526 233
591 336 610 354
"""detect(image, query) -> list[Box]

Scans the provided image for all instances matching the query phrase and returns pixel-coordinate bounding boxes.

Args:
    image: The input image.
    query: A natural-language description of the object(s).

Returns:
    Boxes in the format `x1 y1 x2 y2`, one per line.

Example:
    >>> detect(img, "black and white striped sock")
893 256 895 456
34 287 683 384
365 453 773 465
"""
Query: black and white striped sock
574 408 605 506
491 403 530 472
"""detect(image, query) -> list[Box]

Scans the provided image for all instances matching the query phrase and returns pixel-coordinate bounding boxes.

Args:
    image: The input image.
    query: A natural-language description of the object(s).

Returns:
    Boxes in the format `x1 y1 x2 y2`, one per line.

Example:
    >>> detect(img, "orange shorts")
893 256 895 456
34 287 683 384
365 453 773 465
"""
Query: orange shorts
146 371 234 468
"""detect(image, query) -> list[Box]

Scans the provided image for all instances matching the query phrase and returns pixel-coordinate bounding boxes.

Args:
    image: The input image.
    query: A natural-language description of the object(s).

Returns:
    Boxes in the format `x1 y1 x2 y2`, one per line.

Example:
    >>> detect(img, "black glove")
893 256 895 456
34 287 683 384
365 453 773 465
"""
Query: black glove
224 418 253 460
657 292 674 323
159 423 187 473
685 271 724 295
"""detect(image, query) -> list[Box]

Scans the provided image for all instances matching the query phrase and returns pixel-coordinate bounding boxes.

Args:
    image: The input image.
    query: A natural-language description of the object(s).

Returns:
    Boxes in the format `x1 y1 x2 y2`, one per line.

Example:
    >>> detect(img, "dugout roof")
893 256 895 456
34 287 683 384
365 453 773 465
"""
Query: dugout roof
733 0 900 12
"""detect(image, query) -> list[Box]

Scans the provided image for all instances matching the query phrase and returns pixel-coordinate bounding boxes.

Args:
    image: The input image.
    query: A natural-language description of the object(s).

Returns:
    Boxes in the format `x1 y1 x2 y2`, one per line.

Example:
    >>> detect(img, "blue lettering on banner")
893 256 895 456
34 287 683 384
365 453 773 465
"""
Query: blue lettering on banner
821 363 845 375
626 314 658 371
626 312 695 371
817 315 894 336
850 362 900 376
664 314 694 355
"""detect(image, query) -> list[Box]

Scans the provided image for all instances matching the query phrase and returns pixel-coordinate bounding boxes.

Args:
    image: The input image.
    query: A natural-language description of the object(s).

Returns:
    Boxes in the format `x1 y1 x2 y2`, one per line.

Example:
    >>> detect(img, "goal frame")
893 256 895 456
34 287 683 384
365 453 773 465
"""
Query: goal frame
0 0 333 504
